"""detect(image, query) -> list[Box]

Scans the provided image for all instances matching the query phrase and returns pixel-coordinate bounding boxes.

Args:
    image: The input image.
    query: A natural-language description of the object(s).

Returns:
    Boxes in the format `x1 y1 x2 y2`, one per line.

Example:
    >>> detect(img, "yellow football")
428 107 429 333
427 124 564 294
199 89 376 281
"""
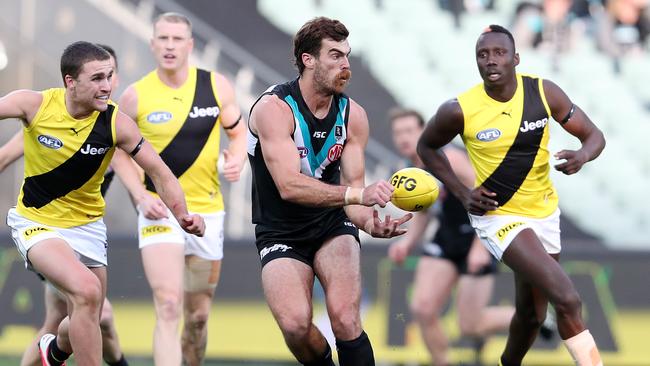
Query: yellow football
389 167 439 212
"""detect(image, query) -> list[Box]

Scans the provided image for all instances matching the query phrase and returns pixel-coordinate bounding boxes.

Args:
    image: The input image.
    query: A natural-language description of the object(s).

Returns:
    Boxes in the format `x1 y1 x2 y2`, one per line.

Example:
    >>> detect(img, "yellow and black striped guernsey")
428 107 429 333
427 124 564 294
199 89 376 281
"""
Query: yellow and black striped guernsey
458 74 558 218
134 67 224 213
17 88 117 227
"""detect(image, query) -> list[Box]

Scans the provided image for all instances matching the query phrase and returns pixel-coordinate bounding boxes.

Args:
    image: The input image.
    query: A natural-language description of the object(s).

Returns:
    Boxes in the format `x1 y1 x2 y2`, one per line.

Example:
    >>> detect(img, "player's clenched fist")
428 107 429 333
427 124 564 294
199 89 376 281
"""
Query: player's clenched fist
180 214 206 236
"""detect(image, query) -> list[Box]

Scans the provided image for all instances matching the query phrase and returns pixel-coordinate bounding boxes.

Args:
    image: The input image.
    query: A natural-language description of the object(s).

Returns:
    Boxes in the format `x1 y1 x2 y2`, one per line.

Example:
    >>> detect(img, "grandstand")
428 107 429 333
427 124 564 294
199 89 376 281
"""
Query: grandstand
0 0 649 365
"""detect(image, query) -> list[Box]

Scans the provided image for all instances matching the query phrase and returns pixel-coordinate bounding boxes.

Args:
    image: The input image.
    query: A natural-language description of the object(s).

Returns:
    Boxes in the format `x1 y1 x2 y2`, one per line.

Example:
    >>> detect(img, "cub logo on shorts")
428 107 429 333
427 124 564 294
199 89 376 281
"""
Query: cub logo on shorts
327 144 343 161
496 221 525 242
22 226 52 240
141 225 172 238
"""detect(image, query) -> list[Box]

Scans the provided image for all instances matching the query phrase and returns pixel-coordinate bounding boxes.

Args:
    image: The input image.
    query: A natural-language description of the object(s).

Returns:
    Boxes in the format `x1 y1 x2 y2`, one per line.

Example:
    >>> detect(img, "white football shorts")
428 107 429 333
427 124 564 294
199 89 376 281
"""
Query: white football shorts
137 208 225 261
7 208 107 269
468 208 561 260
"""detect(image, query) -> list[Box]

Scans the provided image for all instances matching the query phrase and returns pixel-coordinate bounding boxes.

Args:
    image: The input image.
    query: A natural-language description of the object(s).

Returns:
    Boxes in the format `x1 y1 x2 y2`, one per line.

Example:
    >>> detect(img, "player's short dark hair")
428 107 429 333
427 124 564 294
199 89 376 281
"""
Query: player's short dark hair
293 17 349 75
481 24 516 50
388 107 425 127
96 44 118 71
60 41 110 86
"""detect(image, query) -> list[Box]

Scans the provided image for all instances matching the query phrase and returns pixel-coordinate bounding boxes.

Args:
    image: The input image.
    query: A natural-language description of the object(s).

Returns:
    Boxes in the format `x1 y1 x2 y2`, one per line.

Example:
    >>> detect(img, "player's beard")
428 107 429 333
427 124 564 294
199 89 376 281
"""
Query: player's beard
314 64 351 95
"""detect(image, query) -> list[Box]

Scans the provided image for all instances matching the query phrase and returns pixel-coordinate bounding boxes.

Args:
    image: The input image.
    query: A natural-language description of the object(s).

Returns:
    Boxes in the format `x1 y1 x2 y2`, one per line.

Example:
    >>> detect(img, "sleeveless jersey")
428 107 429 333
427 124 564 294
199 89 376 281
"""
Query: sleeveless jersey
17 88 117 227
247 78 351 228
134 67 224 213
458 73 557 218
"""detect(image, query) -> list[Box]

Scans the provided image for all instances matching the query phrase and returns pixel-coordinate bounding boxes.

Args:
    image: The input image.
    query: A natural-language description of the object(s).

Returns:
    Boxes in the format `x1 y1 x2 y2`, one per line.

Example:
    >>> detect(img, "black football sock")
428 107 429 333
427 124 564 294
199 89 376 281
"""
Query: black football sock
106 354 129 366
336 330 375 366
48 337 71 366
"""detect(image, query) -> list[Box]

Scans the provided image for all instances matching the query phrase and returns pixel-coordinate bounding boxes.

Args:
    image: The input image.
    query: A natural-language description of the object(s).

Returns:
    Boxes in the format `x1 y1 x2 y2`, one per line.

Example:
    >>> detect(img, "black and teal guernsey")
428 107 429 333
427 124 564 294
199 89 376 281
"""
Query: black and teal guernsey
247 79 352 237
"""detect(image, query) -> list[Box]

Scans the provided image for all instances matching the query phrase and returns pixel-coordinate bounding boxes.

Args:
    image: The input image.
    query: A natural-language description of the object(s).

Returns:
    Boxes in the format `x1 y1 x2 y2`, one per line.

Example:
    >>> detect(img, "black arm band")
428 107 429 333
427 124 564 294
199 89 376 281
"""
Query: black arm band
560 104 575 125
223 114 242 130
130 137 145 157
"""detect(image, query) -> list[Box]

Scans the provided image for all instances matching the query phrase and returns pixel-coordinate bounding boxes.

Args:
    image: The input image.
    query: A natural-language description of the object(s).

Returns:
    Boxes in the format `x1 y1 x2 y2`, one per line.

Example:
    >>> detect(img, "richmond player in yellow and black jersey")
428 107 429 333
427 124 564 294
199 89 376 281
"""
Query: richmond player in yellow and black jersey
418 25 605 366
0 41 202 366
113 12 247 366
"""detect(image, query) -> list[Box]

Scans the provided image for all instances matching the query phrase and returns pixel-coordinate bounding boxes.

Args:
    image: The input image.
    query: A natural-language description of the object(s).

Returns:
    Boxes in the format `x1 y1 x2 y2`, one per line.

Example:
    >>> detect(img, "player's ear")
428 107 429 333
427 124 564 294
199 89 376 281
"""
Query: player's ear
514 52 520 67
64 74 75 89
302 52 315 70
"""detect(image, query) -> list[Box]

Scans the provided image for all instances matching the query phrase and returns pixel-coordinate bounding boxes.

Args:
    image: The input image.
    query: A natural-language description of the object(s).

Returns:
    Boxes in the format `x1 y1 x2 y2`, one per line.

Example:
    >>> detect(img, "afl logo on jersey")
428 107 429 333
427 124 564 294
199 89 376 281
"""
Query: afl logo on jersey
37 135 63 149
297 146 309 158
476 128 501 142
147 111 173 123
327 144 343 161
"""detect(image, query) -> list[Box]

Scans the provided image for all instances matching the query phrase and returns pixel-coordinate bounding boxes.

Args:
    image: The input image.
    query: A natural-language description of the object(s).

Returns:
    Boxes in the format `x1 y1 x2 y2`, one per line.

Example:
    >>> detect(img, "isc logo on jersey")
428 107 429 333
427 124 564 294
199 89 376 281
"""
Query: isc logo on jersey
147 111 173 123
476 128 501 142
38 135 63 149
189 106 220 118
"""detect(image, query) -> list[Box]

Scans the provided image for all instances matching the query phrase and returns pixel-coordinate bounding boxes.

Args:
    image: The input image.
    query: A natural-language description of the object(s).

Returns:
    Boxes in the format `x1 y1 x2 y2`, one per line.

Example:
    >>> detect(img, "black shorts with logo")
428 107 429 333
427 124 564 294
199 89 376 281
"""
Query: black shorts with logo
255 208 360 268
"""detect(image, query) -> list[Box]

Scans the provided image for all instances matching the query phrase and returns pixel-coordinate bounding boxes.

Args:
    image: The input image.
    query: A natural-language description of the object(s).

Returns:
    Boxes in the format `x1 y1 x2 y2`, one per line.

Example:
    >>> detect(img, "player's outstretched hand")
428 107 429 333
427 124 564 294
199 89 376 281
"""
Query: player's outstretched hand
554 149 587 175
362 181 394 207
137 195 168 220
181 214 205 237
466 186 499 216
365 209 413 238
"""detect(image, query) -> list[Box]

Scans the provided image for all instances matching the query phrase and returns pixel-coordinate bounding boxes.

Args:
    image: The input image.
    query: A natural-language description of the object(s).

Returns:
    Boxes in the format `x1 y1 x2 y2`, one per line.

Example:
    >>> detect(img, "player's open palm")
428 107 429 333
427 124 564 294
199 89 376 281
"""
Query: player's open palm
365 209 412 238
362 181 394 207
180 214 205 237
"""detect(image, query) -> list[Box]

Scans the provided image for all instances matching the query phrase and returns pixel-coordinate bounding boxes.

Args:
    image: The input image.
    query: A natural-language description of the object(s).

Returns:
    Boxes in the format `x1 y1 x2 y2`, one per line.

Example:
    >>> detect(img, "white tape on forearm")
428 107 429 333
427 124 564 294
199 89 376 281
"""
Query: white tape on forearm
344 187 364 205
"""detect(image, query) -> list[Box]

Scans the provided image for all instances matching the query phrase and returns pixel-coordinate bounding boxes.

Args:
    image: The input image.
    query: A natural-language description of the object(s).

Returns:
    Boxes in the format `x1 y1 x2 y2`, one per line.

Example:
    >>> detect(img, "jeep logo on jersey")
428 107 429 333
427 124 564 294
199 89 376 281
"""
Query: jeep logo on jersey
328 144 343 161
476 128 501 142
189 106 220 119
37 135 63 149
297 146 309 158
520 117 548 132
80 144 109 156
147 111 173 123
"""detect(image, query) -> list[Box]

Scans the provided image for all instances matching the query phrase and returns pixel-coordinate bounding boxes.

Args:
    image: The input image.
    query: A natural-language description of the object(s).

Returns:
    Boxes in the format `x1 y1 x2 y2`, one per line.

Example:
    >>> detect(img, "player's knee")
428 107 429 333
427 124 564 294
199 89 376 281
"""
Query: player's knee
329 306 361 339
410 299 436 323
515 307 545 329
70 277 103 310
185 309 210 331
99 302 115 331
553 289 582 318
153 289 183 322
277 313 312 341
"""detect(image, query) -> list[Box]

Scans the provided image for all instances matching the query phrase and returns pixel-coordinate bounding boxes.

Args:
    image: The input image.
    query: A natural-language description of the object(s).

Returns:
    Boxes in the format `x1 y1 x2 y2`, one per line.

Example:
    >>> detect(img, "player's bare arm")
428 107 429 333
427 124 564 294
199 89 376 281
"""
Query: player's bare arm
251 95 349 206
0 130 24 173
341 99 411 237
214 72 247 182
114 85 168 219
0 89 43 125
114 111 204 236
418 99 497 215
543 79 606 175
